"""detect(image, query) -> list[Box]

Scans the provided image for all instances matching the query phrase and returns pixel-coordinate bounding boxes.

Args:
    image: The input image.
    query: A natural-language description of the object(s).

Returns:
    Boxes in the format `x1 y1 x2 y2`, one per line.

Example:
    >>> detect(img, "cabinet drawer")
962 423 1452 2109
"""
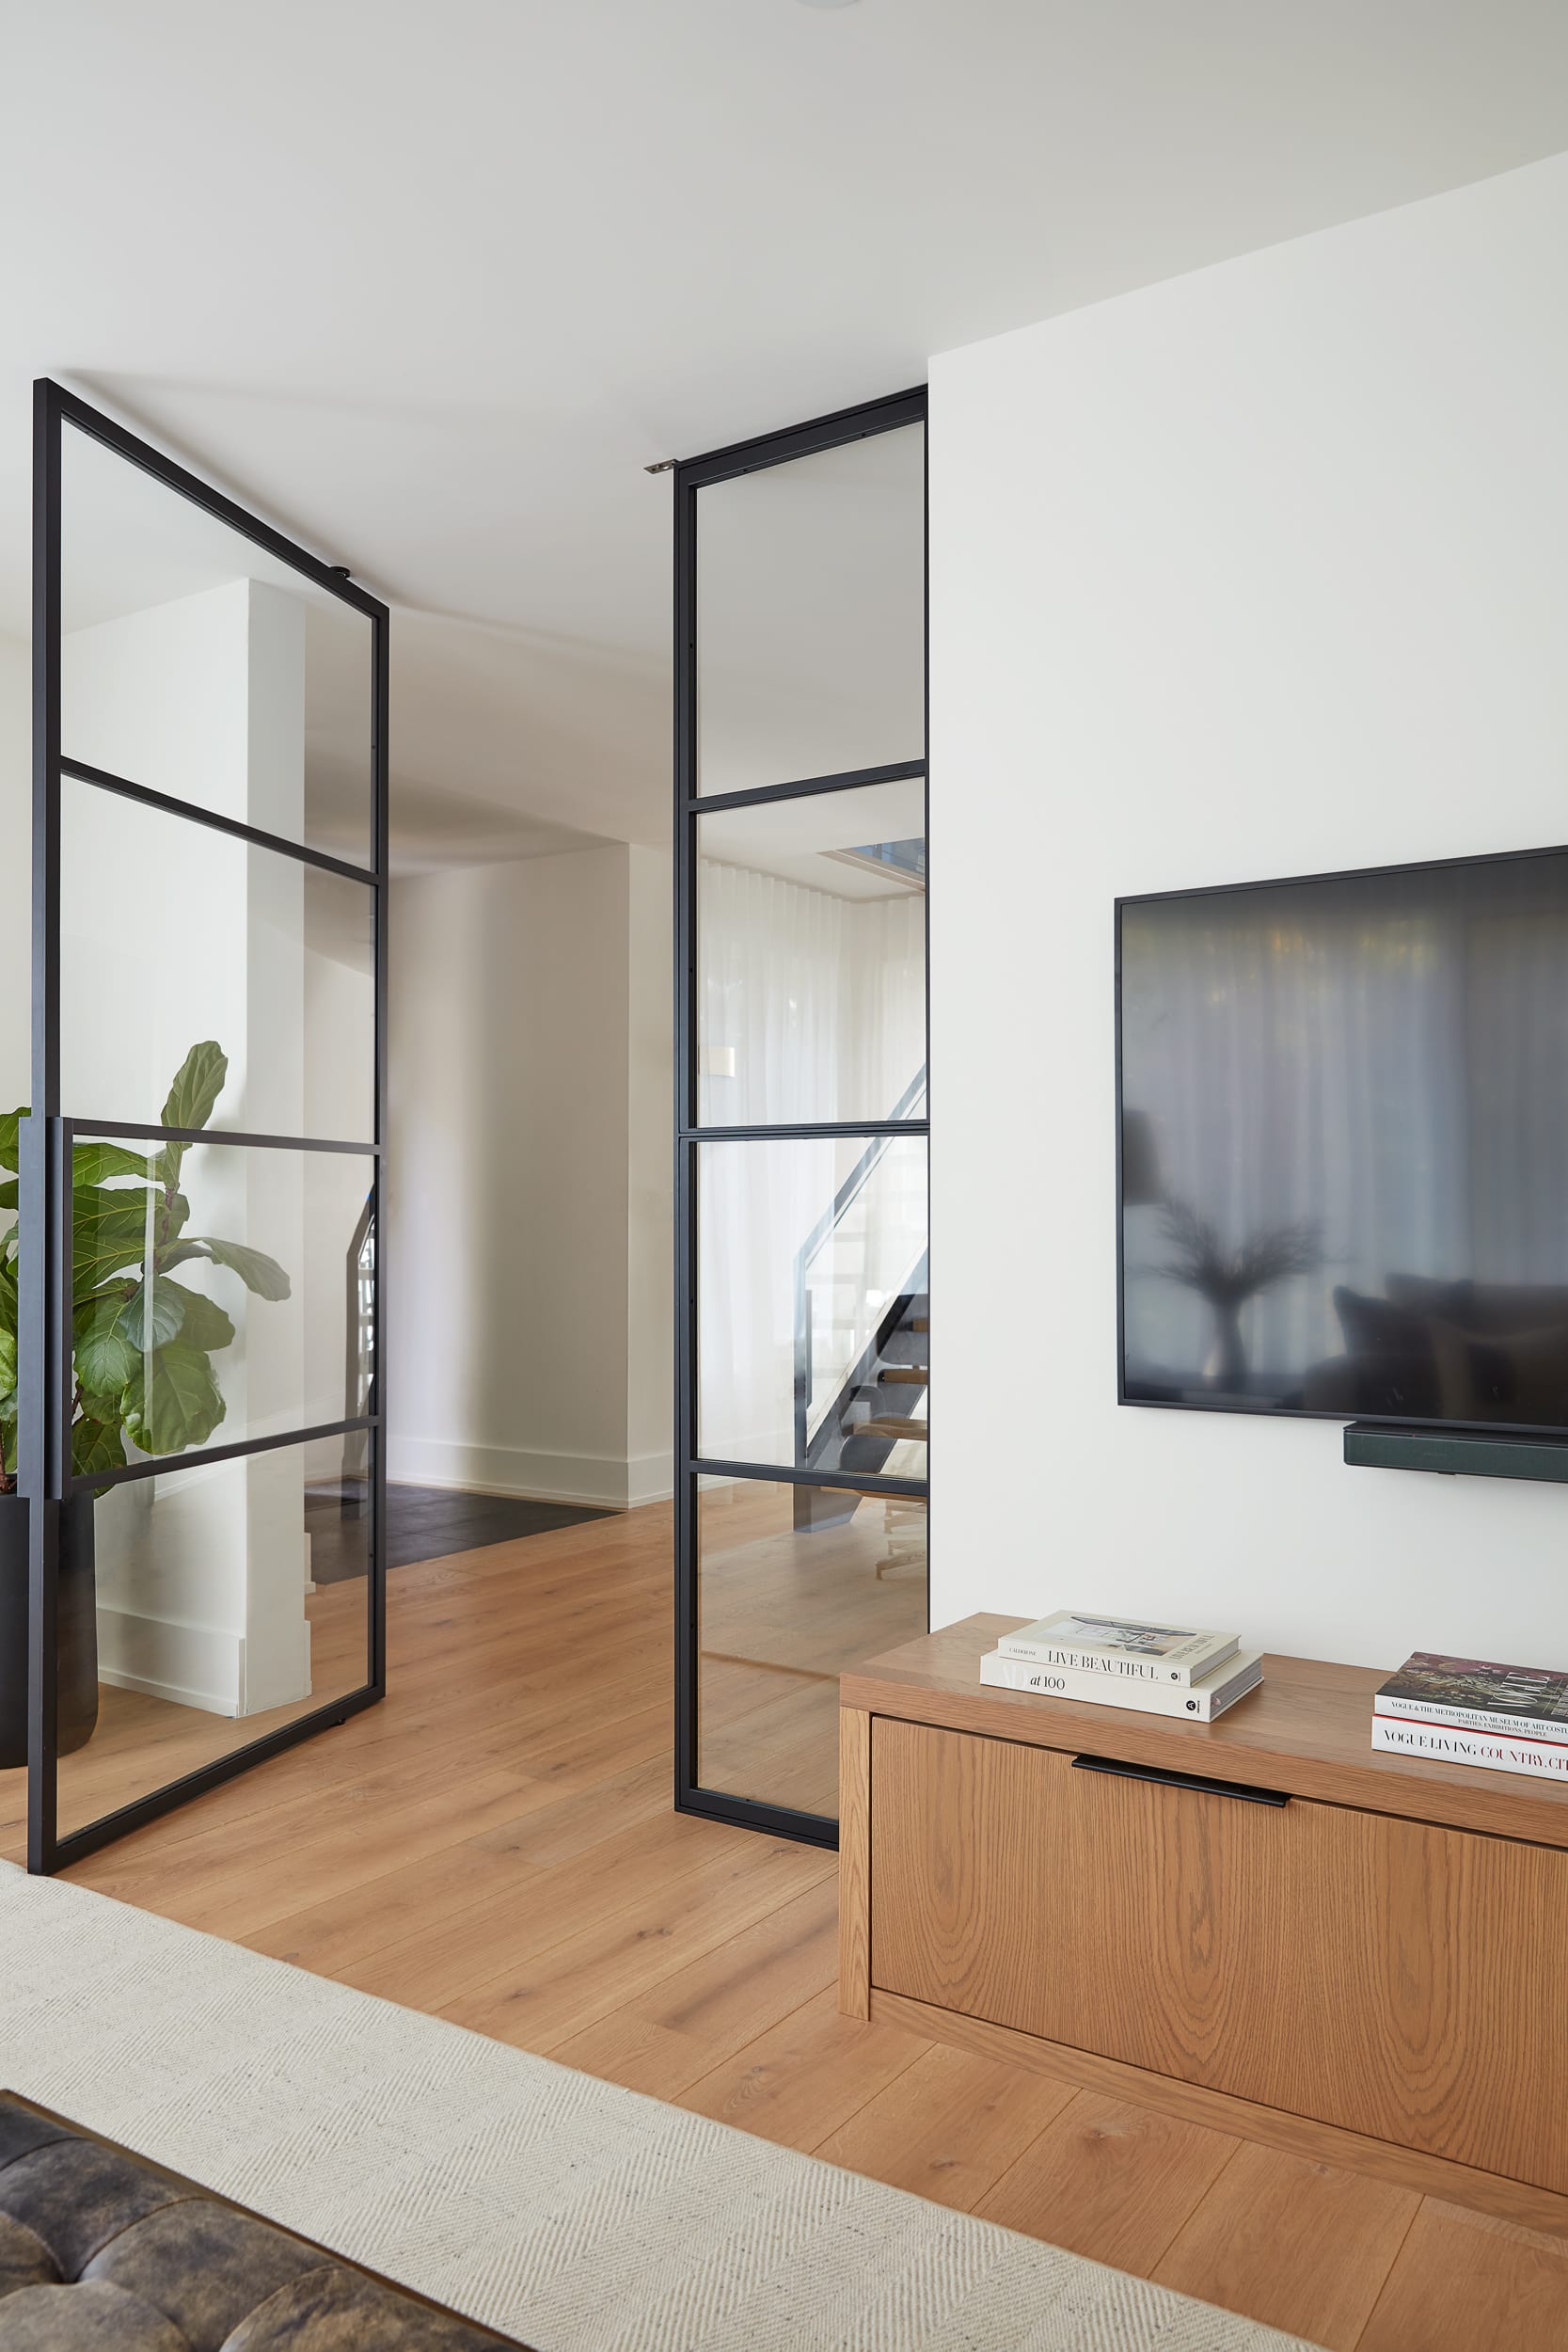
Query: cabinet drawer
870 1716 1568 2192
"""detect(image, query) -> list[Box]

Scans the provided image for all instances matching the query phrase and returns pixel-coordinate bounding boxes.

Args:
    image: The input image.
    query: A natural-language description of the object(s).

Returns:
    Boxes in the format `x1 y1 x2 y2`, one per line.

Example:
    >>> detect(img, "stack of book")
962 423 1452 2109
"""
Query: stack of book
979 1612 1263 1721
1371 1652 1568 1784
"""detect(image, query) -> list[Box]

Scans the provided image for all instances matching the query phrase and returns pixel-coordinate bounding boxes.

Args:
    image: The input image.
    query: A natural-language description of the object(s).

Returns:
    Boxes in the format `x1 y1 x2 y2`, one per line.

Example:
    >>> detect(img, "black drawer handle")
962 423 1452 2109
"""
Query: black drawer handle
1072 1755 1289 1808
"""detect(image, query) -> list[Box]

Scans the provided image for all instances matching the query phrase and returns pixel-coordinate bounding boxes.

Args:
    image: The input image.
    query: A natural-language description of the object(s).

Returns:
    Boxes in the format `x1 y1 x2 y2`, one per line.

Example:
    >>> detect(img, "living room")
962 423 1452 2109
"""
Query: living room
3 7 1568 2349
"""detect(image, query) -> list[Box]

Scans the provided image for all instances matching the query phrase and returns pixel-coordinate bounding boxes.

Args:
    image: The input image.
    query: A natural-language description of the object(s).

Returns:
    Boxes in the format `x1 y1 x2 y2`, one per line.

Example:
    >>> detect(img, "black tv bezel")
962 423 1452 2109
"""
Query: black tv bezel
1114 839 1568 1443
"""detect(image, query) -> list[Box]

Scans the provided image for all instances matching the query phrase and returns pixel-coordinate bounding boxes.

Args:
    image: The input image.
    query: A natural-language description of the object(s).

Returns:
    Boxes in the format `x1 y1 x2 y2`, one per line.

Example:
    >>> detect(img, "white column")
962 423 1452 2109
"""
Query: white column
62 580 311 1717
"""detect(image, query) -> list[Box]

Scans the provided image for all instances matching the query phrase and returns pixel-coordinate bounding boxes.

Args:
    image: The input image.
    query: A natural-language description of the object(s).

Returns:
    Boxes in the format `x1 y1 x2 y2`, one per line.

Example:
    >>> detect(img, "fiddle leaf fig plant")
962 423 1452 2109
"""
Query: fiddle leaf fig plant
0 1042 292 1494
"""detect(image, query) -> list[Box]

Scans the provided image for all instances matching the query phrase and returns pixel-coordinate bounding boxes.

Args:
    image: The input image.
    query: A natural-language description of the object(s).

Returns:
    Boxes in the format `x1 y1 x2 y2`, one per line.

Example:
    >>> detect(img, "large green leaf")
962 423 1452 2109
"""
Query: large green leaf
72 1141 159 1189
0 1408 16 1489
118 1279 186 1353
161 1042 228 1135
0 1326 15 1395
121 1342 226 1457
71 1193 150 1292
0 1181 15 1213
73 1303 141 1398
152 1241 205 1275
156 1280 234 1353
189 1237 292 1301
158 1192 191 1246
71 1415 127 1483
0 1109 21 1174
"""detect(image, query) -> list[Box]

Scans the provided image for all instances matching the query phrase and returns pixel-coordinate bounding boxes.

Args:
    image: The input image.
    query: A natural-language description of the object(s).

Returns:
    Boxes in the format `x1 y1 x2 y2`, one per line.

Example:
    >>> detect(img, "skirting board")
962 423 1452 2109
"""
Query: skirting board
387 1438 673 1512
94 1604 241 1720
865 1987 1568 2243
96 1665 238 1717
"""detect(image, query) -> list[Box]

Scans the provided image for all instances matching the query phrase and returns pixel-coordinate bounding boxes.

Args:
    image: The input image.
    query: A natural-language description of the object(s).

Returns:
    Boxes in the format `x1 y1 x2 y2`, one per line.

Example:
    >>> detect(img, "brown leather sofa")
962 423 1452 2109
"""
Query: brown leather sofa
0 2095 530 2350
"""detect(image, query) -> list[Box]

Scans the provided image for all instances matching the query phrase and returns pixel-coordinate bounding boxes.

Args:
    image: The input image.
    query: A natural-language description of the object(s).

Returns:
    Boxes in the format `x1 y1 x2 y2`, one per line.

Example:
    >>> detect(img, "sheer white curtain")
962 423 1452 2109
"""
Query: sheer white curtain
697 859 923 1126
1122 899 1470 1378
1465 912 1568 1286
697 858 926 1463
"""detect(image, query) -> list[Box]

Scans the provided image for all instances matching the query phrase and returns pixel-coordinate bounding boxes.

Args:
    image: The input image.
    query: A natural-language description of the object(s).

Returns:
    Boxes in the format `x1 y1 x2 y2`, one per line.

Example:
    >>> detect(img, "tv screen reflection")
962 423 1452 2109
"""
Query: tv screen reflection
1118 850 1568 1434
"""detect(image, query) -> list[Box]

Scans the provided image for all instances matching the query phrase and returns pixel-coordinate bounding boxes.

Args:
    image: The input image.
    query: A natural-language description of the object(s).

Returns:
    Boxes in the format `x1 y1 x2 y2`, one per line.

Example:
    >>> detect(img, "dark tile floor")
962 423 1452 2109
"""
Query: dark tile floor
305 1484 613 1583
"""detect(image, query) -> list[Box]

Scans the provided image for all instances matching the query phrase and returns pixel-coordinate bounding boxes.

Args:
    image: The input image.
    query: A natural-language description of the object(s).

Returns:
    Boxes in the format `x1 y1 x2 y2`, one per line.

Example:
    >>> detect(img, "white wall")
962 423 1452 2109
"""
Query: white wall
626 846 674 1504
929 151 1568 1670
63 580 312 1716
388 840 673 1511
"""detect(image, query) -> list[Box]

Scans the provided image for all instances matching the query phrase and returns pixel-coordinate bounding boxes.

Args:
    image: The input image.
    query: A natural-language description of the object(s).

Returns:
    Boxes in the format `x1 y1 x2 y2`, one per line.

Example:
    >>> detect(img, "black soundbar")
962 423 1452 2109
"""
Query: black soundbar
1344 1422 1568 1484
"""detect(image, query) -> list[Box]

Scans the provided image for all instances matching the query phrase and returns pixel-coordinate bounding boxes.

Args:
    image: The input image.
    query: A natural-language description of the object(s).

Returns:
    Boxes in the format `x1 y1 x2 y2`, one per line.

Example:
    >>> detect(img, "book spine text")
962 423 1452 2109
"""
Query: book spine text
1371 1717 1568 1781
982 1652 1260 1721
996 1645 1165 1679
1378 1692 1568 1743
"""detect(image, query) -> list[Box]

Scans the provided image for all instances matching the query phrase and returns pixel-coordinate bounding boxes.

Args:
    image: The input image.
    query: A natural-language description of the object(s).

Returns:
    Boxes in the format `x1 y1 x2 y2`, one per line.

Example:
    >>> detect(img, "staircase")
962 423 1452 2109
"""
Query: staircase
816 1288 927 1480
792 1069 927 1489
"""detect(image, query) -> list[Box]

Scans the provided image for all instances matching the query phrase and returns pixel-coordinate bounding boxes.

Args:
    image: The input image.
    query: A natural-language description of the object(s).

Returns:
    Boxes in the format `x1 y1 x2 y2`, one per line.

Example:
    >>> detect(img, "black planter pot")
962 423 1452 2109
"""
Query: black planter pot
0 1492 100 1770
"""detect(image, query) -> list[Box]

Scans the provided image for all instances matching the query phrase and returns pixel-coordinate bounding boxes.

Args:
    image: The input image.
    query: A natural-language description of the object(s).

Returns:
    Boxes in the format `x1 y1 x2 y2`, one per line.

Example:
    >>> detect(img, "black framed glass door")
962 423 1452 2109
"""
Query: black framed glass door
9 380 388 1873
673 389 928 1844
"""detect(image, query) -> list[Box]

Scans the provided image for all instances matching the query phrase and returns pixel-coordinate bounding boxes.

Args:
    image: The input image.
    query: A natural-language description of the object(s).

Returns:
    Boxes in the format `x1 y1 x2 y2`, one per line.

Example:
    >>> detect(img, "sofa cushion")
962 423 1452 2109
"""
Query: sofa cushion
226 2265 515 2350
0 2097 526 2351
0 2280 190 2349
0 2141 193 2280
83 2202 323 2351
0 2214 57 2300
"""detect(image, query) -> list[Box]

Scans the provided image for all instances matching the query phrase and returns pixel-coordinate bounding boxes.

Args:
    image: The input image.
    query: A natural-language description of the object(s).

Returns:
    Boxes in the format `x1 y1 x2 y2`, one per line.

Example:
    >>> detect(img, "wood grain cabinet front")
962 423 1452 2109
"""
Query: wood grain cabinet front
869 1716 1568 2195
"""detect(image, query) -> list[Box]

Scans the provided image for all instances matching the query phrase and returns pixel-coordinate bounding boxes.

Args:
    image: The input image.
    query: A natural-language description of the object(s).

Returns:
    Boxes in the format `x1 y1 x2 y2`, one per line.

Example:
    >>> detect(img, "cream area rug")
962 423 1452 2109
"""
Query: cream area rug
0 1865 1323 2352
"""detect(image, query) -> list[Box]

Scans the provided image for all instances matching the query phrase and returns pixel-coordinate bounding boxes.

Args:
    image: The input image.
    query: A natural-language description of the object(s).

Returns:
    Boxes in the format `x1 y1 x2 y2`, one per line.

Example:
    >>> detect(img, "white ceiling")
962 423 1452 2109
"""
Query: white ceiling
700 774 927 898
2 0 1566 865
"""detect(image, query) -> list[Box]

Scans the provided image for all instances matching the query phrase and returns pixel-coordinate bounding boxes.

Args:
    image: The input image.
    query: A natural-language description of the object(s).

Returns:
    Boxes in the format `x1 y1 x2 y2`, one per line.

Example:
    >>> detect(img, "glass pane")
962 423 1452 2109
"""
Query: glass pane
31 1436 373 1843
697 777 926 1126
71 1134 373 1461
61 773 375 1142
60 420 373 867
697 423 924 797
698 1135 927 1473
698 1476 927 1816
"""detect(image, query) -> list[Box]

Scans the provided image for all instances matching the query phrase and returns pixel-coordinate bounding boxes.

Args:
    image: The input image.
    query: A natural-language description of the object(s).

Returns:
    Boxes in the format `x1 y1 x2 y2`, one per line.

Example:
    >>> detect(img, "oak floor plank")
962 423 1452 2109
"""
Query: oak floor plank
1153 2141 1419 2352
245 1834 547 1974
1357 2201 1568 2352
339 1804 759 2011
96 1659 663 1861
465 1753 674 1872
974 2090 1240 2274
65 1761 543 1940
675 1986 931 2152
441 1836 832 2052
815 2042 1080 2213
245 1753 679 1977
549 1877 841 2101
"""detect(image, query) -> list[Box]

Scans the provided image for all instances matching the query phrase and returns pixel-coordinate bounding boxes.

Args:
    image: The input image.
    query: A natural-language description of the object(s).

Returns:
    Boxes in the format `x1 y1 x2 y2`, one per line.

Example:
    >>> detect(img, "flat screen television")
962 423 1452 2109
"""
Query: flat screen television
1117 848 1568 1437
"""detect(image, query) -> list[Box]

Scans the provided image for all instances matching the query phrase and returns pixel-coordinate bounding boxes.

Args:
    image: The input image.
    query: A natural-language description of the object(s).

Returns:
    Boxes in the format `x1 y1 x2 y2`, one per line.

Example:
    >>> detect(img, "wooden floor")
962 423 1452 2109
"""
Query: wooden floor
11 1502 1568 2352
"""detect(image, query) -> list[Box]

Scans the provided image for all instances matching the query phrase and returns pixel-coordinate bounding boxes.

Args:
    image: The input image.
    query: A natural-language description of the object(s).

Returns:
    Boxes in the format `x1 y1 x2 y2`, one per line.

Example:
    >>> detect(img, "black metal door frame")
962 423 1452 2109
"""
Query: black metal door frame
673 385 929 1849
22 378 390 1874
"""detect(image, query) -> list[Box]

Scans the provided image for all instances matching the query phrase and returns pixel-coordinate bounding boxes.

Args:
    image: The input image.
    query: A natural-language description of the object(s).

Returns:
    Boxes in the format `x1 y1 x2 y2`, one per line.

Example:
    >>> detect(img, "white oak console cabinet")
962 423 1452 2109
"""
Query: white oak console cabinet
840 1614 1568 2233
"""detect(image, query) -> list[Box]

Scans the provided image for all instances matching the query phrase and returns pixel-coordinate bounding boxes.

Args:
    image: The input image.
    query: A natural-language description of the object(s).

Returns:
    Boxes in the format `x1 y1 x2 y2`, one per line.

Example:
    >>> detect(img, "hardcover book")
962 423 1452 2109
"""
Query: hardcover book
996 1611 1239 1685
1375 1652 1568 1742
980 1646 1263 1721
1371 1716 1568 1784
